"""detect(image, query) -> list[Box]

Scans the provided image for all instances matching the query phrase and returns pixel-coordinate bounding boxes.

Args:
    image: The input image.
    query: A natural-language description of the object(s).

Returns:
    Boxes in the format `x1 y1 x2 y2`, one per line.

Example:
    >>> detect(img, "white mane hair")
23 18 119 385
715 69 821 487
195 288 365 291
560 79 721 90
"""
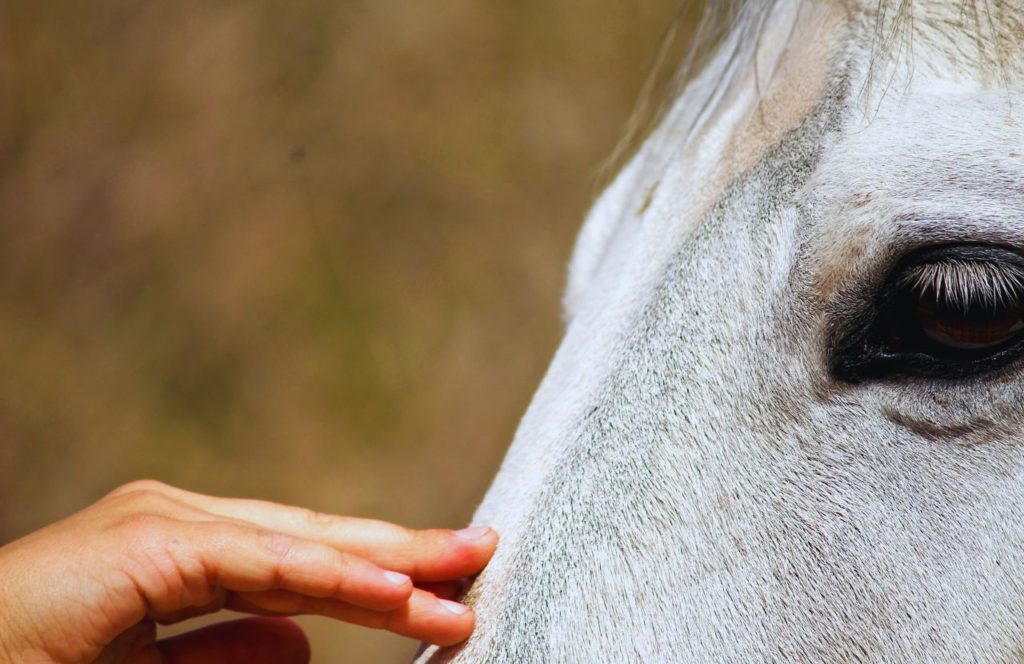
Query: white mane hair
607 0 1022 185
419 1 1024 662
568 0 1022 318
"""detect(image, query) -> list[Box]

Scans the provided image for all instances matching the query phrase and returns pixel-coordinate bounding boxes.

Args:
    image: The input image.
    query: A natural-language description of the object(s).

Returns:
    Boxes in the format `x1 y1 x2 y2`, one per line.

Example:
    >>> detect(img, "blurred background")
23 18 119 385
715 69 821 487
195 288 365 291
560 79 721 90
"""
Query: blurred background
0 1 681 660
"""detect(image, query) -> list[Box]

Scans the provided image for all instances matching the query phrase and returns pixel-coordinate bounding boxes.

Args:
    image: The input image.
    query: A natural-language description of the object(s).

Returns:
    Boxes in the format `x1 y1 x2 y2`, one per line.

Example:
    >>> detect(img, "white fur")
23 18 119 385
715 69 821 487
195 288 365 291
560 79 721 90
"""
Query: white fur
417 1 1024 661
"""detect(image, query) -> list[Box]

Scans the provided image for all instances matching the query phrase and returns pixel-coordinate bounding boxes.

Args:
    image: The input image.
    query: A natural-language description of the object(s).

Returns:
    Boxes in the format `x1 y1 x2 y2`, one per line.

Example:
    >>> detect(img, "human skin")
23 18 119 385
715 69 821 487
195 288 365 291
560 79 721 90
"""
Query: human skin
0 480 498 663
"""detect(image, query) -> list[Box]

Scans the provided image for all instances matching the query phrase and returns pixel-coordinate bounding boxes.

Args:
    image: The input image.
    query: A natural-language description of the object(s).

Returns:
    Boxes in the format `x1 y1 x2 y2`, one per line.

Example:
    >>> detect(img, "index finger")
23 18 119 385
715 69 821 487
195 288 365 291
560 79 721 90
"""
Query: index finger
143 483 499 582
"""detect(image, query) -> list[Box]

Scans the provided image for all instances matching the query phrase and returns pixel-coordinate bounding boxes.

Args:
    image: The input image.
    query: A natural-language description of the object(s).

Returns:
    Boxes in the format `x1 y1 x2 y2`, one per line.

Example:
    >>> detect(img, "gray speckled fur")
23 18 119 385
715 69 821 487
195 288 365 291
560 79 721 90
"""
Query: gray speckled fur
458 67 849 664
418 1 1024 661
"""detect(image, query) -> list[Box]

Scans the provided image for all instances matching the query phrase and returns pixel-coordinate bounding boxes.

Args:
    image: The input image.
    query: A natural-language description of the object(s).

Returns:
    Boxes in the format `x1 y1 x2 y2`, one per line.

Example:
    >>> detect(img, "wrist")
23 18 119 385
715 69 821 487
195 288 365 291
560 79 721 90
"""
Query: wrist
0 601 56 663
0 551 43 663
0 609 30 664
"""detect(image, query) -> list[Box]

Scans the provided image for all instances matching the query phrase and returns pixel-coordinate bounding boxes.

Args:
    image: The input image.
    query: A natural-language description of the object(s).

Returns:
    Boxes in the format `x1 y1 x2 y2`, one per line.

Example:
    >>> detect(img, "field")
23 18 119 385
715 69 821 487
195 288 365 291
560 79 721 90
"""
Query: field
0 1 680 660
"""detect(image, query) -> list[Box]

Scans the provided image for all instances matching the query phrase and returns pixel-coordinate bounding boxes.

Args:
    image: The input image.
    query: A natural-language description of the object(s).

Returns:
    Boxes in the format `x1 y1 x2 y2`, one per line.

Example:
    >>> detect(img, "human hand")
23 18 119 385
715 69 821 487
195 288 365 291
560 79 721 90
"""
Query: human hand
0 480 498 663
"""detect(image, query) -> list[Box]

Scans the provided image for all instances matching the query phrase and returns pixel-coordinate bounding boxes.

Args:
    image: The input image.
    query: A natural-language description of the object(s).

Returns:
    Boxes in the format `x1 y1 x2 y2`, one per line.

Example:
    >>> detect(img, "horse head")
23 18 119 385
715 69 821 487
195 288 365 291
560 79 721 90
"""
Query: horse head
420 1 1024 660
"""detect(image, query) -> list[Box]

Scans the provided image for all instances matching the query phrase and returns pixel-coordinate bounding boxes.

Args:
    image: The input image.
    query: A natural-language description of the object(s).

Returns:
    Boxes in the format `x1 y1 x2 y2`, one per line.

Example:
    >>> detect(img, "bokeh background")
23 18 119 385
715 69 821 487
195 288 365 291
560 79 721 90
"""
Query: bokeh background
0 1 681 660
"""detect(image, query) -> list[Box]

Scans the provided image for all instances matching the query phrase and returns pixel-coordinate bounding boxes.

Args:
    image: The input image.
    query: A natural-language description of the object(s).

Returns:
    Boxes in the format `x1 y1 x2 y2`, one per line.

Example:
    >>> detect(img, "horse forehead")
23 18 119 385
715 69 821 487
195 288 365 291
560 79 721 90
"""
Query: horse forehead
565 0 847 321
806 78 1024 304
603 0 1023 296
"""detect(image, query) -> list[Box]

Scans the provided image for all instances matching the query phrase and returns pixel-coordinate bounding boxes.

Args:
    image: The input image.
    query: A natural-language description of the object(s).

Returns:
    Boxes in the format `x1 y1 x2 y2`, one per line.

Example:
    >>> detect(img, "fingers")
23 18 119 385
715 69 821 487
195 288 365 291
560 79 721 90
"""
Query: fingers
415 580 466 601
316 523 498 583
229 587 476 646
128 518 413 618
193 521 413 611
125 483 498 582
102 480 494 646
156 617 310 664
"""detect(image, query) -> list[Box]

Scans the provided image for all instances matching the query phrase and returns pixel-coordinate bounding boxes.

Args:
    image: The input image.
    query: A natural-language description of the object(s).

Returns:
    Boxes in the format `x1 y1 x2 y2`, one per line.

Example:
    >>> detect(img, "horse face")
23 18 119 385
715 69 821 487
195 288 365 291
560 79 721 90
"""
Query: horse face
421 2 1024 661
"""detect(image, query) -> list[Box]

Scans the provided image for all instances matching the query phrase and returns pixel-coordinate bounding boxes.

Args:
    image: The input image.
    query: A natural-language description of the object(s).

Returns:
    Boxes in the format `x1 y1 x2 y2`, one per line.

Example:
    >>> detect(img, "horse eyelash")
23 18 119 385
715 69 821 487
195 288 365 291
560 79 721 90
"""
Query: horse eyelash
897 260 1024 313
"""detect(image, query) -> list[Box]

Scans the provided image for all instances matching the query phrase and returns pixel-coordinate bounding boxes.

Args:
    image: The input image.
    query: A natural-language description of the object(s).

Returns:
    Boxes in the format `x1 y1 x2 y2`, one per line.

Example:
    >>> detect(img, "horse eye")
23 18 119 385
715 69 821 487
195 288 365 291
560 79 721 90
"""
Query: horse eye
895 291 1024 358
831 245 1024 382
910 297 1024 355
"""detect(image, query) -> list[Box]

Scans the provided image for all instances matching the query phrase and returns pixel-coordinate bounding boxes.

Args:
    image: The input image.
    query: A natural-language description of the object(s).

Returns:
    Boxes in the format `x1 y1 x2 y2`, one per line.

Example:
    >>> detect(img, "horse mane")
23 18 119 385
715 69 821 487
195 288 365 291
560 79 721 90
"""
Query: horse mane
606 0 1022 178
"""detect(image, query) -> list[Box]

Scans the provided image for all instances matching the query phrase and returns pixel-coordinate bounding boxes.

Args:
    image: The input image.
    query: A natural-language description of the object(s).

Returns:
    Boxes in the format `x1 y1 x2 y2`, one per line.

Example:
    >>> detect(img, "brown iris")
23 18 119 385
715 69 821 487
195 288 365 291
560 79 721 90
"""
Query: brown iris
831 245 1024 382
913 296 1024 353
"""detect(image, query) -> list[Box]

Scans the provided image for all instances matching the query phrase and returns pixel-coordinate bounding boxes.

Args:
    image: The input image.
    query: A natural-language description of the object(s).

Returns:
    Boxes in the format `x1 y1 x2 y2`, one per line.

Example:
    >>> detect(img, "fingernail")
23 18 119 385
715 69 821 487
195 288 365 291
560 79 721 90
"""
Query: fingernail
383 571 410 586
454 526 491 541
439 599 470 615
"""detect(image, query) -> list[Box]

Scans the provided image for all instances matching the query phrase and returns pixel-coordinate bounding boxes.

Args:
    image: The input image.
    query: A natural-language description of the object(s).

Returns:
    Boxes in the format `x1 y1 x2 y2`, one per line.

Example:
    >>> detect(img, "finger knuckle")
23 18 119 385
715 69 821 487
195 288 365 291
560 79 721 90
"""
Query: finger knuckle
112 517 205 611
257 529 296 586
107 490 176 521
414 528 448 549
298 507 336 532
115 514 173 553
107 479 168 499
332 551 357 577
258 529 294 558
104 481 177 513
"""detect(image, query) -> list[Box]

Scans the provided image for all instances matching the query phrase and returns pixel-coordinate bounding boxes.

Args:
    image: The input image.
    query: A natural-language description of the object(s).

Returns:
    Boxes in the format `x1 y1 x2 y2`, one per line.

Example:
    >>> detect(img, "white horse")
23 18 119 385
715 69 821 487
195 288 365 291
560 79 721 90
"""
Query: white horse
419 0 1024 660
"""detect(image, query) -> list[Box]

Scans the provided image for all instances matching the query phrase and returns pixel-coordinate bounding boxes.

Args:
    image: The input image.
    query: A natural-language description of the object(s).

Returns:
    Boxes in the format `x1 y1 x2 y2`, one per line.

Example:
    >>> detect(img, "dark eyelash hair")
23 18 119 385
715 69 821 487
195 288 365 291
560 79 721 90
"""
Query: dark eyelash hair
897 260 1024 313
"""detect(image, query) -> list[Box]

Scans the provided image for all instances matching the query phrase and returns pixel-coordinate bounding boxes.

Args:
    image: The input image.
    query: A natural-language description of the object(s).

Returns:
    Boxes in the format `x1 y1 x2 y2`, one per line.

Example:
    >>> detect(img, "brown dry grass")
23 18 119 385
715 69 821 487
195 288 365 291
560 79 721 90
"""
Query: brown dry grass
0 1 679 660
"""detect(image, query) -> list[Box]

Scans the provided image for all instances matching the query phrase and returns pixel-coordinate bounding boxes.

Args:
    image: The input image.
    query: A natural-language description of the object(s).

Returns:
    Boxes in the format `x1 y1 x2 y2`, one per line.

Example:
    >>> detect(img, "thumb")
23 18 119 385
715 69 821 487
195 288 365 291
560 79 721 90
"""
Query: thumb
156 617 310 664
